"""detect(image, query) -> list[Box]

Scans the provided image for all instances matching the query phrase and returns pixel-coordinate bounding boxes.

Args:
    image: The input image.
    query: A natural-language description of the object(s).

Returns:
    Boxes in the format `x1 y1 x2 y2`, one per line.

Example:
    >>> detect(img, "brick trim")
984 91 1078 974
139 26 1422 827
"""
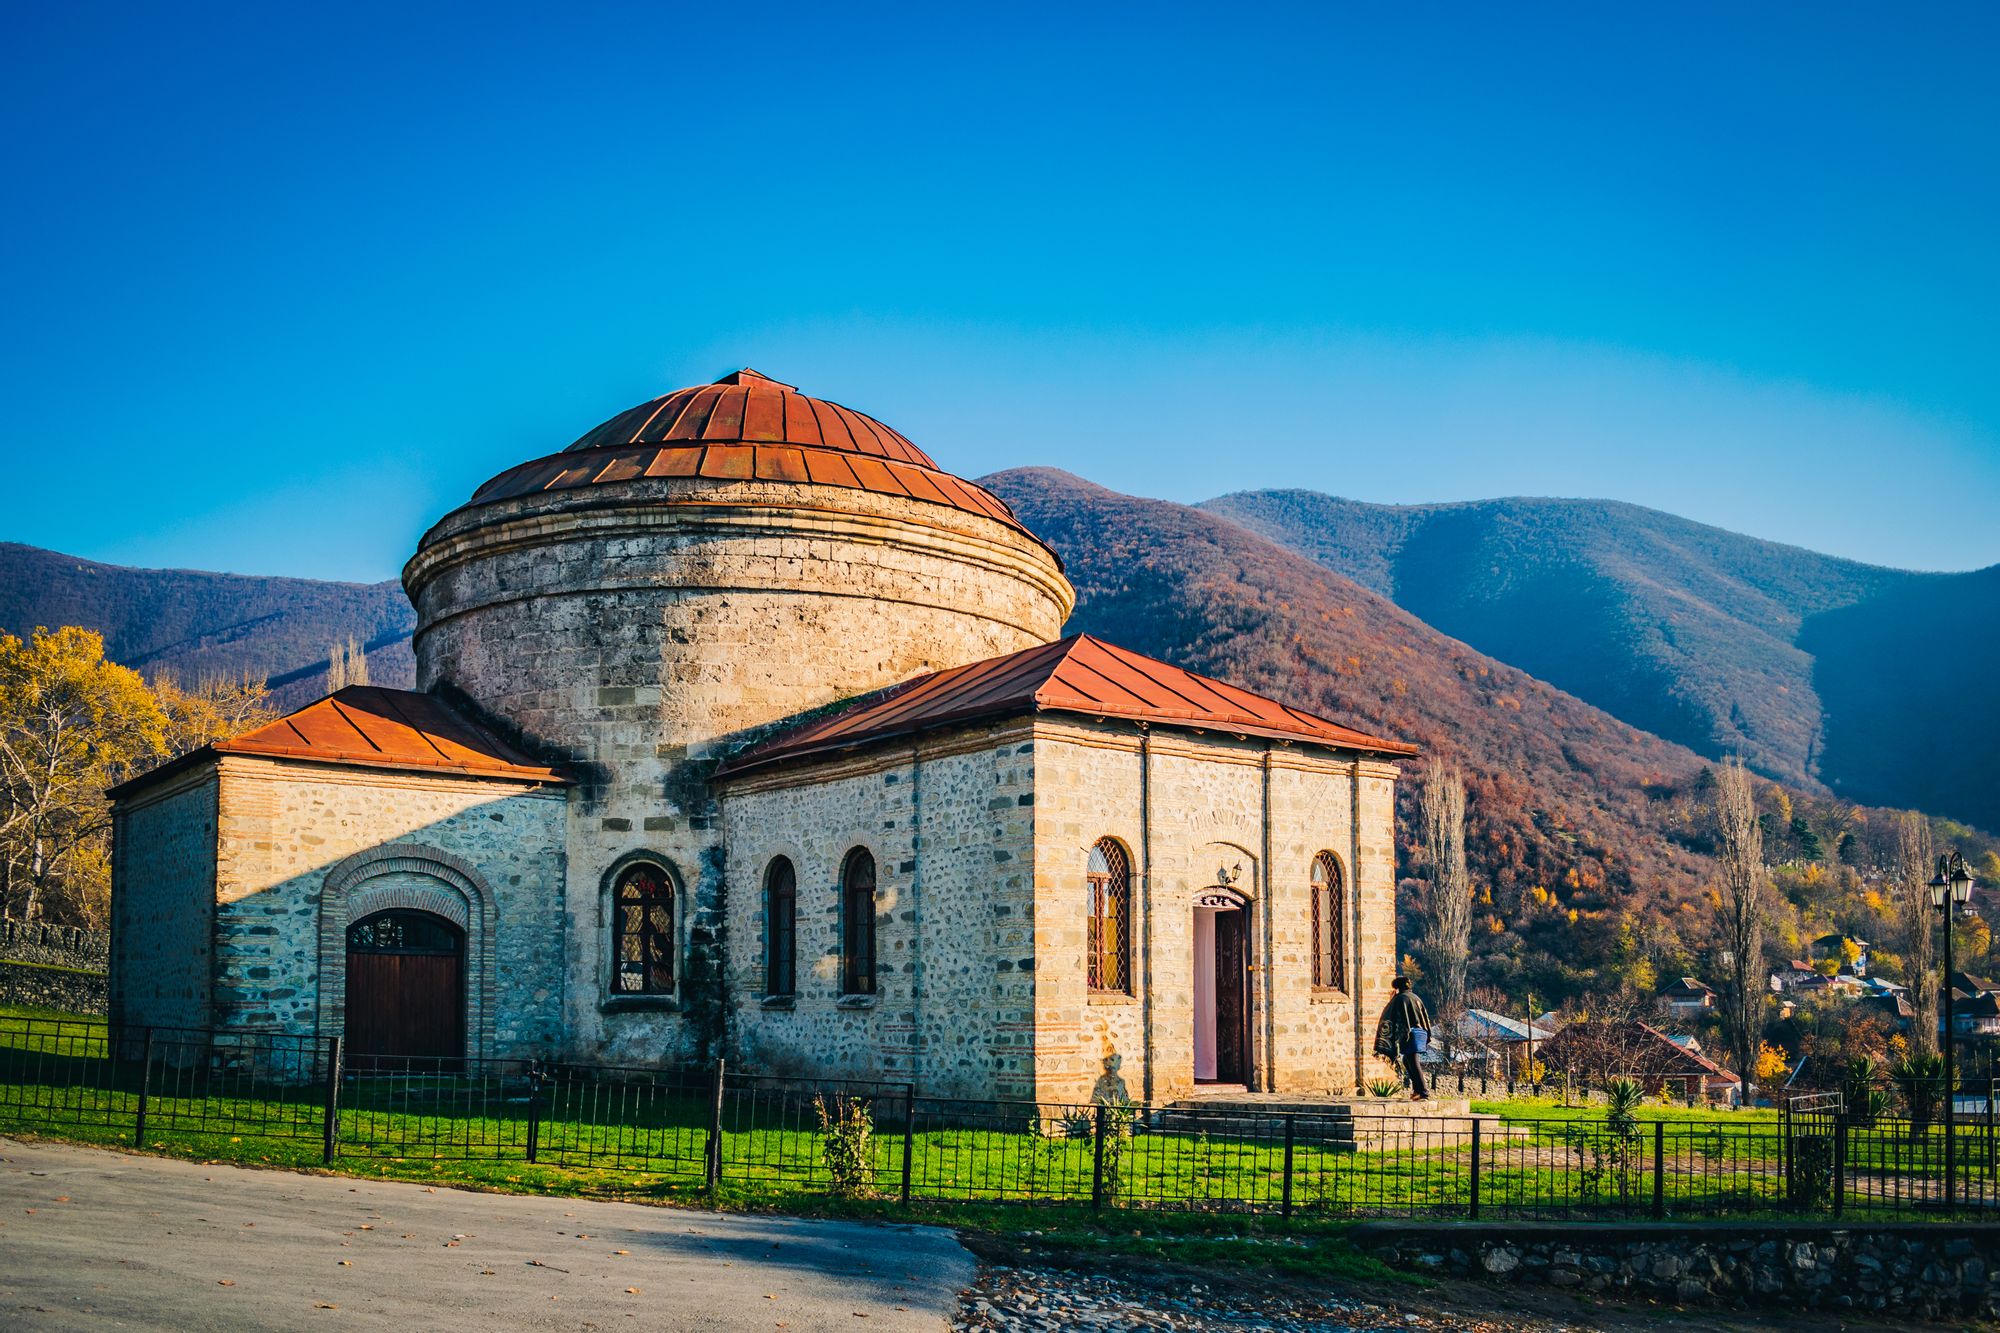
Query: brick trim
317 844 497 1060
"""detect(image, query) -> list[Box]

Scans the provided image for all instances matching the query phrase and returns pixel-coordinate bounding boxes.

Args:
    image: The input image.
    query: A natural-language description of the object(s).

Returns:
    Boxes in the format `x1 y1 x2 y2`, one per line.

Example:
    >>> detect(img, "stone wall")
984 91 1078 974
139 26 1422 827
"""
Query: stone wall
717 722 1038 1100
0 961 106 1014
404 476 1072 1071
204 756 568 1059
0 919 109 970
714 715 1402 1106
1030 720 1403 1106
1353 1220 2000 1321
110 764 218 1032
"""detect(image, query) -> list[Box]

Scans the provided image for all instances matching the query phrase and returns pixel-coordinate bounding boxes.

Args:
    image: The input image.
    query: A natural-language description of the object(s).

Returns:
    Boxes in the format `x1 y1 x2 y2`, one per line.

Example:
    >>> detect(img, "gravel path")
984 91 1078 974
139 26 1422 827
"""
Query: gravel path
952 1259 1573 1333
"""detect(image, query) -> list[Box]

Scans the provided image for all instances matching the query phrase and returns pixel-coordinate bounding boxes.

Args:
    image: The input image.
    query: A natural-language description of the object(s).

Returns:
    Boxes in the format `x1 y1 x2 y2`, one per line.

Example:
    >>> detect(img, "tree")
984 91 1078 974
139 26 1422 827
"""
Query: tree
1895 809 1939 1058
326 636 370 692
1417 755 1472 1031
155 672 275 759
0 628 166 923
1713 756 1769 1093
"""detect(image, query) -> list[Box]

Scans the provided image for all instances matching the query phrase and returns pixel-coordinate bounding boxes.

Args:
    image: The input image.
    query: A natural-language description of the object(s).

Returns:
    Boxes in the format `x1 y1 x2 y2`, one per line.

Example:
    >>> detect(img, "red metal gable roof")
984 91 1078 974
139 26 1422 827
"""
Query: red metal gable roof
717 634 1417 778
111 687 568 798
216 687 565 781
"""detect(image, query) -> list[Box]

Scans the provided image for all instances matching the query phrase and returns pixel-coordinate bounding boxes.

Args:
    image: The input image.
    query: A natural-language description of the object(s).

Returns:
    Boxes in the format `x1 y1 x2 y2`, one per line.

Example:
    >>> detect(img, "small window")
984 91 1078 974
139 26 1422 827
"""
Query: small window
612 862 675 995
1087 838 1132 993
765 857 797 998
841 849 877 996
1311 851 1345 991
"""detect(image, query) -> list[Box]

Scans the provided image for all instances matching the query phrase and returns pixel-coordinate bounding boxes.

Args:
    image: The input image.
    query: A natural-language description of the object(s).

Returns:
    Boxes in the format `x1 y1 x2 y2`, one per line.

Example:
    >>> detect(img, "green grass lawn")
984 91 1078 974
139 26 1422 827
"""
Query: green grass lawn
0 1009 1985 1228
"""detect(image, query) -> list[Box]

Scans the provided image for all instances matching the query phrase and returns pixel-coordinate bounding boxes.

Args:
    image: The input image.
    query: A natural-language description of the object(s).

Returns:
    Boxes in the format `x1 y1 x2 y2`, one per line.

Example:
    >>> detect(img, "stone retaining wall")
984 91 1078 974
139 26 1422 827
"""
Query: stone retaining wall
1353 1220 2000 1322
0 960 107 1015
0 918 109 971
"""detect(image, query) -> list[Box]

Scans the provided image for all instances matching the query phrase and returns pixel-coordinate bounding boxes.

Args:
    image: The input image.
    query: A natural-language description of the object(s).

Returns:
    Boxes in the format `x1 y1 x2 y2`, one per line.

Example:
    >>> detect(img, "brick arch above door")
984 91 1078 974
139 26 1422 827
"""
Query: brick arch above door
317 844 496 1060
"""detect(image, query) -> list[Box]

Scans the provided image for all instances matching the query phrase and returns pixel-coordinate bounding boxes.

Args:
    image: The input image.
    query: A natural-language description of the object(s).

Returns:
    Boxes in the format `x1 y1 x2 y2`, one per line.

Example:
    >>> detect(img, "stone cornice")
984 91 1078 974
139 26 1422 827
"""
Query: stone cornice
404 487 1075 622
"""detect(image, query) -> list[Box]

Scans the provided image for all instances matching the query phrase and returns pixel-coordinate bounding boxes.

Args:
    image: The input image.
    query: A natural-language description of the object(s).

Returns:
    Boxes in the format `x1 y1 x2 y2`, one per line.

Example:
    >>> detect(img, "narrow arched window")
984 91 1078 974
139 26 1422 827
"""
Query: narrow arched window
1087 838 1132 993
765 857 797 998
840 849 877 996
1311 851 1345 992
612 861 675 995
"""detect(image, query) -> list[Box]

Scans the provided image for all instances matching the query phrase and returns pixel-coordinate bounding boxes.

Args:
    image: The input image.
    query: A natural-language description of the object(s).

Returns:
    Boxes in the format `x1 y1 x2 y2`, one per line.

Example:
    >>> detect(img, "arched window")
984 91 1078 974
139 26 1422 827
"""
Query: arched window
1311 851 1345 992
1087 838 1132 993
840 849 877 996
764 857 797 998
612 861 675 995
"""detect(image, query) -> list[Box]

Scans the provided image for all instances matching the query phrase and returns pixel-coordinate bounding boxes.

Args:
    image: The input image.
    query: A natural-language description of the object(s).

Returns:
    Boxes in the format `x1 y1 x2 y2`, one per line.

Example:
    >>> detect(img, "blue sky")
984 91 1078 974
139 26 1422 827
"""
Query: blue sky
3 3 1996 581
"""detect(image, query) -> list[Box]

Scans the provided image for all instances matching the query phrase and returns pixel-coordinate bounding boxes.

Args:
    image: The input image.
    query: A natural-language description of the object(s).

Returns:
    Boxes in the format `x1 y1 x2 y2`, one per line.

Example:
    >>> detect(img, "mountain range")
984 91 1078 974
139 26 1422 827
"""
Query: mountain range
1195 492 2000 836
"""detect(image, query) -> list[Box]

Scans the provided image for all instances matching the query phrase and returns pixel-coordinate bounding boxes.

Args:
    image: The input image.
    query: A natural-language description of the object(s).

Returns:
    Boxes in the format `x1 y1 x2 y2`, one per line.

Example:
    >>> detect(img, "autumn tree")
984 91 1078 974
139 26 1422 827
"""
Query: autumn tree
154 672 275 758
1896 810 1938 1058
1712 756 1769 1092
1418 755 1472 1031
326 636 369 692
0 628 166 924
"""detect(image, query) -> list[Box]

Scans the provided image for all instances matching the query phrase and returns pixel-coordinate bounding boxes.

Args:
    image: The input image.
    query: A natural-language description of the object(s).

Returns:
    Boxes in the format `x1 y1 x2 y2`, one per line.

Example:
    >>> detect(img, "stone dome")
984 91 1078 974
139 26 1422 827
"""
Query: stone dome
463 368 1043 547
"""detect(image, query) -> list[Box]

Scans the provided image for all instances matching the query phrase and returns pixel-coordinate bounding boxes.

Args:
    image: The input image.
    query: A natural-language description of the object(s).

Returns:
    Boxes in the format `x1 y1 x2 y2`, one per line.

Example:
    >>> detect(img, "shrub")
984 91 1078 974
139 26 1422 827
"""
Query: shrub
813 1094 875 1198
1367 1076 1403 1098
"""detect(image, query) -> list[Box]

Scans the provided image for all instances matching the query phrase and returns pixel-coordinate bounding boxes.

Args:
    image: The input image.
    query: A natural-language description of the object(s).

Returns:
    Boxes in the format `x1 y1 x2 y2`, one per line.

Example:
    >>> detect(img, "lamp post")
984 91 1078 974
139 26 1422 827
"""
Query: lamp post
1929 850 1977 1209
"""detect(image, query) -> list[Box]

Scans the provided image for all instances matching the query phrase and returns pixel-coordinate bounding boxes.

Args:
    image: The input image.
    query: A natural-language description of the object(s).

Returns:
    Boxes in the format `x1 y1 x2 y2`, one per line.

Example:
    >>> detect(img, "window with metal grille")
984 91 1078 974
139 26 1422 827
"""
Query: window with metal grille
841 848 876 996
1311 850 1345 991
1087 838 1132 993
612 862 675 995
765 856 796 998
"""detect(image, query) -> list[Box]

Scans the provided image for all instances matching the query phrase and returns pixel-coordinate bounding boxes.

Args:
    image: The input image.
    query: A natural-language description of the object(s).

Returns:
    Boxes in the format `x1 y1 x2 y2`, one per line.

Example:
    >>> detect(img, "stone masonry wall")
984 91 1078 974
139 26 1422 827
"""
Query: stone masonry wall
0 919 109 970
1354 1220 2000 1321
718 723 1037 1101
404 478 1071 1071
1030 720 1402 1106
208 756 568 1059
0 962 106 1015
110 764 218 1032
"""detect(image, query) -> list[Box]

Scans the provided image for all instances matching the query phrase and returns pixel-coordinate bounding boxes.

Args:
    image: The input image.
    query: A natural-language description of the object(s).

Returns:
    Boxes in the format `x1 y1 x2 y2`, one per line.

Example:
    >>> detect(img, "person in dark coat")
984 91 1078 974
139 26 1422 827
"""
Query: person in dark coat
1373 975 1434 1101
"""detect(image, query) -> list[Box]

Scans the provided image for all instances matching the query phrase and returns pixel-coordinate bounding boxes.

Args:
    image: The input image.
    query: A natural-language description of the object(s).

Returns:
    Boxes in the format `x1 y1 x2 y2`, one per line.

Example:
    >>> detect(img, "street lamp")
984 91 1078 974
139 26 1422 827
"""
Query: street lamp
1929 850 1978 1208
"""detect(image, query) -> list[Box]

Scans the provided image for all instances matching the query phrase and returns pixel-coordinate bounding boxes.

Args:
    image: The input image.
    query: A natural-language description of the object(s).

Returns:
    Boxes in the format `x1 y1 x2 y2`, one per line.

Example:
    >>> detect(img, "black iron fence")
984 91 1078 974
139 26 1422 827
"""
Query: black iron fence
2 1016 1996 1220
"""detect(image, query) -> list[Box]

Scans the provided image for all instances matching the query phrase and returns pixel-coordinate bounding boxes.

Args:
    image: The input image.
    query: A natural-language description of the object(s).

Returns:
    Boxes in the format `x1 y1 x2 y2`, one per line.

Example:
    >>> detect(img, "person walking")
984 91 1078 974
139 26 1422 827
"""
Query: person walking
1373 975 1434 1101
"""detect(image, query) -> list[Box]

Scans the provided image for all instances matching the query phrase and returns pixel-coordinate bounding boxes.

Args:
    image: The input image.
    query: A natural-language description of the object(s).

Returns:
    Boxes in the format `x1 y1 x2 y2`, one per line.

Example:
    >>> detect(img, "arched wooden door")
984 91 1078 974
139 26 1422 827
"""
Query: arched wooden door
344 909 464 1068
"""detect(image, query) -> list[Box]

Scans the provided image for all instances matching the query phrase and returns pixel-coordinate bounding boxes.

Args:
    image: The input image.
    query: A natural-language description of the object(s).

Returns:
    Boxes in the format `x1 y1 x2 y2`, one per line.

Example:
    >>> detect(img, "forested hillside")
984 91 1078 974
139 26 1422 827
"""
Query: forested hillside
1198 491 1999 834
0 543 414 706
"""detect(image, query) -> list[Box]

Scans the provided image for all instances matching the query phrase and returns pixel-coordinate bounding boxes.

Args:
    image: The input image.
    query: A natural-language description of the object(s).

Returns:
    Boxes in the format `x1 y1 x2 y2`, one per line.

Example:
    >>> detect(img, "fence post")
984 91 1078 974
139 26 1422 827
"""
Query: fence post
524 1063 543 1164
1090 1102 1108 1213
900 1084 915 1208
1832 1118 1847 1219
1976 1072 1992 1176
1467 1117 1481 1221
133 1028 155 1147
1281 1115 1297 1219
1946 1076 1958 1212
320 1036 343 1164
704 1059 726 1193
1651 1121 1665 1220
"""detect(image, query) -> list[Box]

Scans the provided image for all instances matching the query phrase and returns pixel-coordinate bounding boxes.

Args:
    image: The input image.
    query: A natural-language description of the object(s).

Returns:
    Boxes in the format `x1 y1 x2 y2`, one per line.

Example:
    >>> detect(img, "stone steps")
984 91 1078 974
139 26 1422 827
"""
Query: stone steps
1154 1094 1531 1151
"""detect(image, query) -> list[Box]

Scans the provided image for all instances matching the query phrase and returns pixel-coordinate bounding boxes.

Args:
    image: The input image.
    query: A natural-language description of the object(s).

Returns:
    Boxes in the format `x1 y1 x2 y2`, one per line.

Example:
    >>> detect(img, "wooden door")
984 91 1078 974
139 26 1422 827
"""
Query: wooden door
344 911 464 1068
1214 908 1249 1084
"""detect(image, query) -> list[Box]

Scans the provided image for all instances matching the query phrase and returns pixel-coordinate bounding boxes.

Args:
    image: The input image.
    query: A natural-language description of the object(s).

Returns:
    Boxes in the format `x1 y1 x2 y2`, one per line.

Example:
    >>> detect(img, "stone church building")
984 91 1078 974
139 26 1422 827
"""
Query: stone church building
109 370 1414 1104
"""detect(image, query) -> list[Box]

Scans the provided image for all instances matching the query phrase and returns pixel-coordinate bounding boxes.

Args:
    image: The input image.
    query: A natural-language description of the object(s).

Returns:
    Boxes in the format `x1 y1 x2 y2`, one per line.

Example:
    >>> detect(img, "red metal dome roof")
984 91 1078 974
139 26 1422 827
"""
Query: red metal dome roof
564 369 936 466
464 370 1046 548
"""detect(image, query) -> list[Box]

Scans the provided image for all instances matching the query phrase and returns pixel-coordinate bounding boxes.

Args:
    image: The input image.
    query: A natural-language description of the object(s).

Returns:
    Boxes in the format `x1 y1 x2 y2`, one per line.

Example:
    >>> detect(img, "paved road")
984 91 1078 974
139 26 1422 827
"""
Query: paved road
0 1138 976 1331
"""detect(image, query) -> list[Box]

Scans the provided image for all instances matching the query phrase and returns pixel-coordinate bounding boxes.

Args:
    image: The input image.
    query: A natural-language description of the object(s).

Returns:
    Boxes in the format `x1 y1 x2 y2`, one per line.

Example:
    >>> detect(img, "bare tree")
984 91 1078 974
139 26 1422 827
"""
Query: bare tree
1418 755 1472 1031
1897 810 1938 1059
1713 757 1768 1092
326 637 370 693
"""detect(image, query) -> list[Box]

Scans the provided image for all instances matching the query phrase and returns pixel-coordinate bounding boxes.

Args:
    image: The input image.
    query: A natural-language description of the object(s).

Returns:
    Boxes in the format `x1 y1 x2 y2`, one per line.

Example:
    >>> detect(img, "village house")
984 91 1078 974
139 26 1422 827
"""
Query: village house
105 370 1416 1105
1659 976 1717 1017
